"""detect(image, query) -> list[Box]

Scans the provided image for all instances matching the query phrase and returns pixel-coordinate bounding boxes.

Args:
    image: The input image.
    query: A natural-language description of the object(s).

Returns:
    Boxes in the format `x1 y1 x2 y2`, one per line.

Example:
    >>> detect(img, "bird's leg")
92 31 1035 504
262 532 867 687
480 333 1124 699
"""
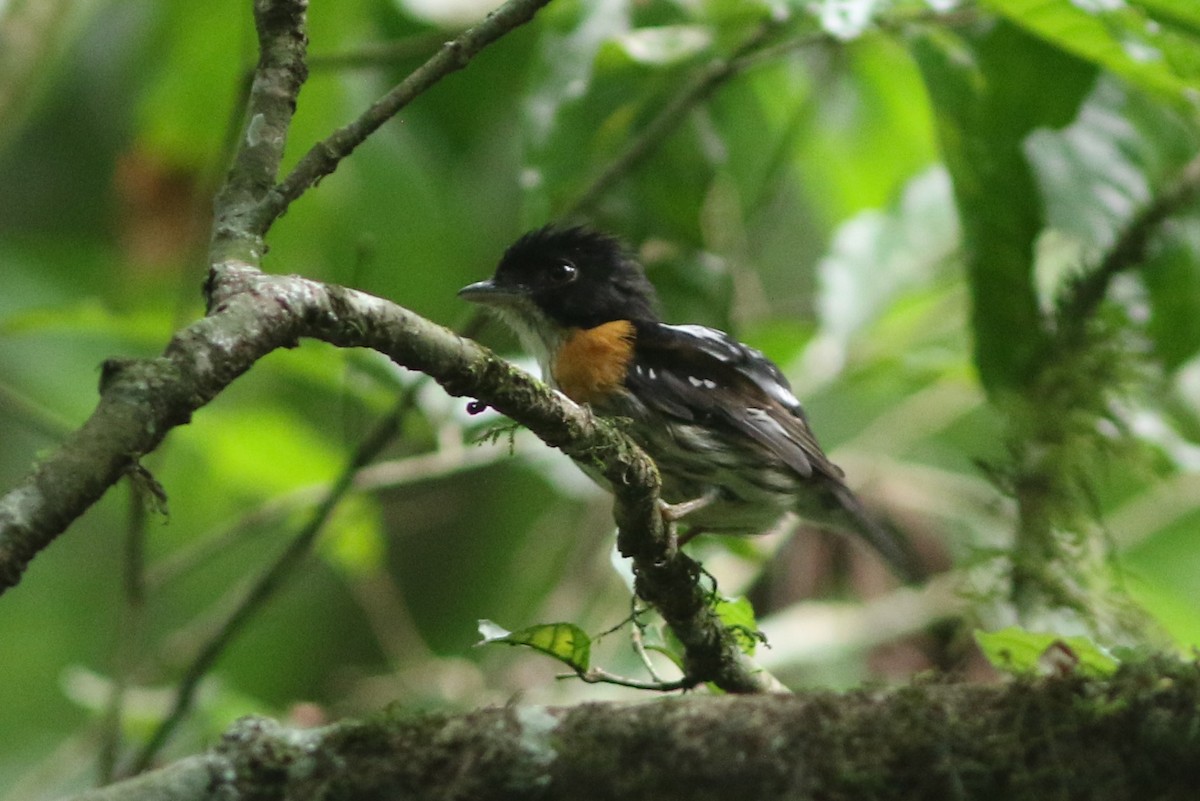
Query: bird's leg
658 487 720 522
658 487 720 549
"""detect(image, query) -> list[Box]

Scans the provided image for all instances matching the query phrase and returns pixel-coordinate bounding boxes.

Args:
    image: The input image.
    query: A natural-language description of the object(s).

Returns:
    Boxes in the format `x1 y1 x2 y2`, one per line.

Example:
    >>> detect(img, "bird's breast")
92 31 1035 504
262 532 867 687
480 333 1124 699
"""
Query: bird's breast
551 320 636 405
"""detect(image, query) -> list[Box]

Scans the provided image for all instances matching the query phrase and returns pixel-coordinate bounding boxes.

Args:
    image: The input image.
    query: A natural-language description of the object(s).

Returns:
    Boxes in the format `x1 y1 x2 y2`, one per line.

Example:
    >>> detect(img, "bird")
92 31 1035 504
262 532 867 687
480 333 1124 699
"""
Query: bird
459 225 918 580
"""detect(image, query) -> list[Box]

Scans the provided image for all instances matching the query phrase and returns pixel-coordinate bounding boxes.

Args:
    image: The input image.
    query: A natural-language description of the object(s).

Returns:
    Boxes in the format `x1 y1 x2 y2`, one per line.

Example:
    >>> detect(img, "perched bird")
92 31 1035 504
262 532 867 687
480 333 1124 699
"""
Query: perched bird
460 225 917 579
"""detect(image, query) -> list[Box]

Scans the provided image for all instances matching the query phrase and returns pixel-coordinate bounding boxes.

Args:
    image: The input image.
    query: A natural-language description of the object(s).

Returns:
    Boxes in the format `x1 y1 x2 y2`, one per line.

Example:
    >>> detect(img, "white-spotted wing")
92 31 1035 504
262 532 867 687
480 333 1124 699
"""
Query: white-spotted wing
626 322 843 482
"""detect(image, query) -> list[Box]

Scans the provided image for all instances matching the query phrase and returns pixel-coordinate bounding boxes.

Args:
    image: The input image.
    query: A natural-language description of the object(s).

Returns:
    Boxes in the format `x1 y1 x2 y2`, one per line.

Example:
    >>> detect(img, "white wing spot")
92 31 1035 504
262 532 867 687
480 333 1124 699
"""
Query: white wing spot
767 383 801 409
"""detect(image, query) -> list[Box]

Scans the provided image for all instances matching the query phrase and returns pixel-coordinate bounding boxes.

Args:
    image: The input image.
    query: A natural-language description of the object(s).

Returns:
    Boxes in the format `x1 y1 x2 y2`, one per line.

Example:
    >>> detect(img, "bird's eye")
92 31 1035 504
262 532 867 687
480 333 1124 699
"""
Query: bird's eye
547 259 578 286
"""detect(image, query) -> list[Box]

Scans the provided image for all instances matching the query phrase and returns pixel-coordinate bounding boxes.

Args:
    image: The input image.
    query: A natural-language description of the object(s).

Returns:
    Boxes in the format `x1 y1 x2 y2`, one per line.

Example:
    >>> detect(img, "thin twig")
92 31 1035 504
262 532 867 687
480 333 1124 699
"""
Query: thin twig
630 621 666 683
563 21 780 218
253 0 554 230
308 33 452 70
561 667 695 692
98 482 149 783
124 387 417 775
562 5 976 220
0 382 75 440
146 430 533 589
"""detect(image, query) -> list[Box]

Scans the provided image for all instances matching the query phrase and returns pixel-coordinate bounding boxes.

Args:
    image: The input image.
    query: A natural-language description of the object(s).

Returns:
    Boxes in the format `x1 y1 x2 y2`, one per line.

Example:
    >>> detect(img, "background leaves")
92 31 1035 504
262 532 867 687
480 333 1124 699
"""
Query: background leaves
1 0 1199 796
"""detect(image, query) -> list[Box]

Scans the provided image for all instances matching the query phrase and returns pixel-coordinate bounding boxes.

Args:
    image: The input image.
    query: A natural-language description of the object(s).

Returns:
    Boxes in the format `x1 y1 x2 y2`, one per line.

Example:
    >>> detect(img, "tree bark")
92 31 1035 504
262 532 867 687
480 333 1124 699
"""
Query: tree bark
66 660 1200 801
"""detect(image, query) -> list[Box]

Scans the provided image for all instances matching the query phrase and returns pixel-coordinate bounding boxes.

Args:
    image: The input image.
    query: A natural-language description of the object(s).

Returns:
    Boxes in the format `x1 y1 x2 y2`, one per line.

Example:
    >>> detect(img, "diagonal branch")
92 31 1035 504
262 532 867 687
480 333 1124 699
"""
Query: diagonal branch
563 21 780 218
250 0 554 232
0 264 771 693
0 0 775 700
1061 150 1200 325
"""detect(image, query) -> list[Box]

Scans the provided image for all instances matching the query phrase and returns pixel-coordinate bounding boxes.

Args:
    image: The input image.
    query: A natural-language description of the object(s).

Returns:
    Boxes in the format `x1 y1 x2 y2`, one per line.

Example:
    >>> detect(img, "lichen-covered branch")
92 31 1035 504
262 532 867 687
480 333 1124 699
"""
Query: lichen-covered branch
0 0 771 700
211 0 310 266
0 263 769 693
66 659 1200 801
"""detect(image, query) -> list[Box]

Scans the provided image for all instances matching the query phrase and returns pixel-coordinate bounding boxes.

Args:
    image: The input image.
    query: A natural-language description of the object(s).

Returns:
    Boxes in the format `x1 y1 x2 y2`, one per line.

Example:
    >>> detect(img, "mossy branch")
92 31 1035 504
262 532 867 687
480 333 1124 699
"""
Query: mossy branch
66 658 1200 801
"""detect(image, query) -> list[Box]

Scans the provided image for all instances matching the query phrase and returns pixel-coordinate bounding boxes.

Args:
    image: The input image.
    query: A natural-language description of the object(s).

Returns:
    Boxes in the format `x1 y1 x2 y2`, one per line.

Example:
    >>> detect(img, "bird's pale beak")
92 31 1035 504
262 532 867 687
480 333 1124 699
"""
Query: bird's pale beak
458 279 523 306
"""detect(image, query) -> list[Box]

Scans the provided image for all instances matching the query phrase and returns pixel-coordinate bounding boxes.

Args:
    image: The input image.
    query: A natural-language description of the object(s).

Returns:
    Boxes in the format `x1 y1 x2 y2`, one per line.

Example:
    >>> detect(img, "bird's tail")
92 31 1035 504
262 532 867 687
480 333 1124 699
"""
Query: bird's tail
828 484 924 583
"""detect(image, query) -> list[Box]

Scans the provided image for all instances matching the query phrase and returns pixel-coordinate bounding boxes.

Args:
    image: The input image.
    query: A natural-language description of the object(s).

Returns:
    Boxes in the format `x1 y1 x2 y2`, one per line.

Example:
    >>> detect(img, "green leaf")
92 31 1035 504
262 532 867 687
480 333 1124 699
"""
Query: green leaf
136 0 249 169
984 0 1200 105
911 21 1096 394
180 405 345 499
1143 217 1200 370
1025 87 1151 260
1022 77 1200 367
792 36 939 221
0 299 176 345
975 626 1120 677
476 620 592 673
519 1 633 221
712 595 763 656
1134 0 1200 35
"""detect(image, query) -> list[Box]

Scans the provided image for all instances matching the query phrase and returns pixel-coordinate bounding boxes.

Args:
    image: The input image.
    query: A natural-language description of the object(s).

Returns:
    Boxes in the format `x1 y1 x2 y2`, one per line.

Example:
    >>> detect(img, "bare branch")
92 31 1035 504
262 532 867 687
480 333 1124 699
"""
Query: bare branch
211 0 310 265
308 32 451 71
564 667 696 692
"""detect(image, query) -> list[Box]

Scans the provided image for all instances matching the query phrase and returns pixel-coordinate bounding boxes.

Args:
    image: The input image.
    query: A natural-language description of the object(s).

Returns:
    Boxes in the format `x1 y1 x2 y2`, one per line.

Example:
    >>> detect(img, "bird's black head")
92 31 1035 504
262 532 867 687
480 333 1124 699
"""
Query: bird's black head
459 226 660 331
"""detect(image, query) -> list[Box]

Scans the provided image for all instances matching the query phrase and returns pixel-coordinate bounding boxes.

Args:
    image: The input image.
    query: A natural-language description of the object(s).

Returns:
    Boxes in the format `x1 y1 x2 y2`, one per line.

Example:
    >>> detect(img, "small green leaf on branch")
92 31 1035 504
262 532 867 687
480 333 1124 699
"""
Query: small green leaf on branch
477 619 592 673
713 595 765 656
975 626 1119 678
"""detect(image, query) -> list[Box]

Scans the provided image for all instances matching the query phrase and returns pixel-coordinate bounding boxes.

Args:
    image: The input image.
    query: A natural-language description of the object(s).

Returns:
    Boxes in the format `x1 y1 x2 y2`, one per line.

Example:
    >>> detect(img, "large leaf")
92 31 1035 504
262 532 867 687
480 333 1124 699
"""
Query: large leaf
519 0 636 222
712 595 762 656
911 21 1096 394
1142 215 1200 370
1134 0 1200 35
985 0 1200 105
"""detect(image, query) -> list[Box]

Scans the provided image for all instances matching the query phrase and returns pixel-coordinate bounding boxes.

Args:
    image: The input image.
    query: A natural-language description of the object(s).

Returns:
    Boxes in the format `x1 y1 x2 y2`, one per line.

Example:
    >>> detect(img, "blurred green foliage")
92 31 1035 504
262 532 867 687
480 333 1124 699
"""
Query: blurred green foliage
1 0 1199 796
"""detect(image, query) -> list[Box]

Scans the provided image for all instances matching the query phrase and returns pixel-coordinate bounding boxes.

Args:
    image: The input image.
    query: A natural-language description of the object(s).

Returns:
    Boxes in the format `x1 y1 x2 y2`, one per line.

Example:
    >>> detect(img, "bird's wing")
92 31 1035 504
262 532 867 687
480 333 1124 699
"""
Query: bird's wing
626 322 842 481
